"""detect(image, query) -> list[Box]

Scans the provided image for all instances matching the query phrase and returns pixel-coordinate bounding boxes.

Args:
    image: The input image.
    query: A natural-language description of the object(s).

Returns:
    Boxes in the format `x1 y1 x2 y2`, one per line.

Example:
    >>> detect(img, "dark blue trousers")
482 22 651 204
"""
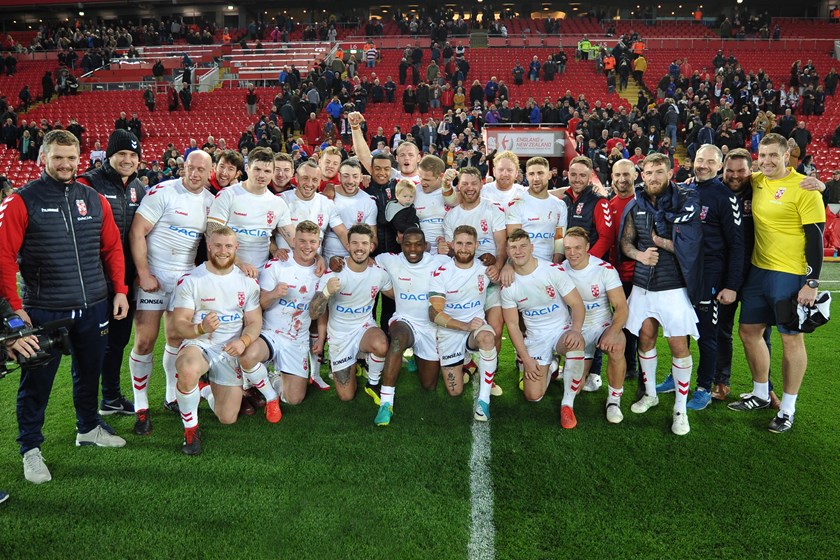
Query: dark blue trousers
100 300 134 401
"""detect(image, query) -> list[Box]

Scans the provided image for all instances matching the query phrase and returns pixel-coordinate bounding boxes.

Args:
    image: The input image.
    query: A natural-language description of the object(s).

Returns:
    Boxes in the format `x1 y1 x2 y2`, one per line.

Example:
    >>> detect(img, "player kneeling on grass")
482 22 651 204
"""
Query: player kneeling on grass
310 224 392 402
170 227 262 455
500 229 587 429
561 227 628 424
428 225 498 421
238 220 324 412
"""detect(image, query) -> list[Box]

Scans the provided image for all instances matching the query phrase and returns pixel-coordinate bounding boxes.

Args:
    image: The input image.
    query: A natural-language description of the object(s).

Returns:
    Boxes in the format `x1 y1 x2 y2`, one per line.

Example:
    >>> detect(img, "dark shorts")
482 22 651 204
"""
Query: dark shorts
739 267 805 335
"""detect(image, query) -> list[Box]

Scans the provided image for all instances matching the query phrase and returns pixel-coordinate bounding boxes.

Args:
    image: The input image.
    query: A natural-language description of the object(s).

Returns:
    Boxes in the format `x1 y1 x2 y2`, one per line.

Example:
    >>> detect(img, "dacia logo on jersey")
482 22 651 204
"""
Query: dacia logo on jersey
399 293 428 301
585 302 602 311
523 303 560 316
336 304 373 314
447 300 482 310
278 298 309 310
422 217 444 224
232 226 269 238
199 311 242 323
530 232 555 240
168 225 201 238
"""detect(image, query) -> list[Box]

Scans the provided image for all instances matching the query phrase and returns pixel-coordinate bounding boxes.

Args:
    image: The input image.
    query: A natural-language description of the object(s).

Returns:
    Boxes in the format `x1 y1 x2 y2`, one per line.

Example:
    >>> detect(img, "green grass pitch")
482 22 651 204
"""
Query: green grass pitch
1 264 839 559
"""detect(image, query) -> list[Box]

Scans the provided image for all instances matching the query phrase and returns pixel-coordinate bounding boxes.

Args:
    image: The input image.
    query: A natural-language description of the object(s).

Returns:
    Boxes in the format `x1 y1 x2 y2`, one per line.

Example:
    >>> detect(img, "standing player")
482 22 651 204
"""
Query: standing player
620 153 701 436
169 227 262 455
562 227 628 423
416 155 455 254
309 224 391 402
128 150 214 435
269 152 294 195
349 111 421 183
429 226 498 420
373 227 449 426
322 159 377 261
238 221 324 407
500 229 587 428
482 150 526 207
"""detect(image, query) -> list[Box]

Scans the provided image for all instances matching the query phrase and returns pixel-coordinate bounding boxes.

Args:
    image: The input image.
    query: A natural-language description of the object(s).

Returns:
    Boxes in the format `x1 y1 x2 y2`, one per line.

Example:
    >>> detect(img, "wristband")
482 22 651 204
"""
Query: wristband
322 285 333 298
194 323 205 336
239 334 252 347
350 125 360 131
433 313 449 328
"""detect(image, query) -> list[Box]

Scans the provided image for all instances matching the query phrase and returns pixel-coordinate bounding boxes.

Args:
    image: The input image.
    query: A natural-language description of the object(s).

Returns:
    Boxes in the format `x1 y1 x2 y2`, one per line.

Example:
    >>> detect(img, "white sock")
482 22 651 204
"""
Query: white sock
367 354 385 385
638 348 658 397
176 385 200 428
672 356 693 413
309 334 326 385
270 373 285 403
753 381 770 401
381 385 395 406
243 362 278 402
129 351 153 411
478 348 497 403
163 345 180 404
199 384 215 412
780 392 798 416
607 385 623 406
561 351 585 407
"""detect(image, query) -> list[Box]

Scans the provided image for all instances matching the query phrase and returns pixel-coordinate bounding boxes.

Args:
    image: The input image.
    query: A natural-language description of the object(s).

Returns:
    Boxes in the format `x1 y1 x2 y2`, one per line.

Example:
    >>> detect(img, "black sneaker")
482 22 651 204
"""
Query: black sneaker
768 413 794 433
727 393 770 411
181 427 202 456
133 409 152 436
244 387 266 409
99 396 135 416
163 399 180 415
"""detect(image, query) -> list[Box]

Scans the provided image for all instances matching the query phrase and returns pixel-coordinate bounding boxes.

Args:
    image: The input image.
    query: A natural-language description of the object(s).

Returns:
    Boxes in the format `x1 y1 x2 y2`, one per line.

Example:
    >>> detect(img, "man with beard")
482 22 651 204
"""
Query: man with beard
169 227 262 455
310 224 391 403
269 152 294 195
373 228 449 426
301 146 341 199
206 150 243 196
482 150 526 207
500 229 586 428
656 144 744 411
128 150 214 436
349 111 421 184
428 226 498 420
620 153 701 436
238 221 323 409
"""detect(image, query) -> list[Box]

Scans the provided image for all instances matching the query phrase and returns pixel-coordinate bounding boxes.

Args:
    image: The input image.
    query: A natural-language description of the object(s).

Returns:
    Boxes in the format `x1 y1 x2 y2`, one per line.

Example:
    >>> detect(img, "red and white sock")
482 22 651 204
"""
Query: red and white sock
309 334 328 389
242 362 277 402
163 345 180 403
561 351 586 407
478 348 497 403
638 348 658 397
176 385 200 429
367 354 385 385
381 385 395 407
199 383 215 412
672 355 693 413
607 385 624 406
129 351 153 411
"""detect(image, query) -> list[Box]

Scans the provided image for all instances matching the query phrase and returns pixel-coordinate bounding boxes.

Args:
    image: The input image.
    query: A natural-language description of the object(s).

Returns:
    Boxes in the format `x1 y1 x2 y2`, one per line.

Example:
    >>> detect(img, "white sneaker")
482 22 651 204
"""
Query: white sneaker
606 403 624 424
672 411 690 436
490 382 503 397
630 394 659 414
75 425 126 448
23 449 52 484
582 373 603 392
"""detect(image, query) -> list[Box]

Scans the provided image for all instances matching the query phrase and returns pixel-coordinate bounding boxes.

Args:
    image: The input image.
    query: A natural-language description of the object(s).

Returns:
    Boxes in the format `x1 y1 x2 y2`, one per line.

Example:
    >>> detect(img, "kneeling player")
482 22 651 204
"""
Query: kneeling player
500 229 587 429
310 224 391 402
429 226 498 421
238 221 324 409
562 227 628 423
170 227 262 455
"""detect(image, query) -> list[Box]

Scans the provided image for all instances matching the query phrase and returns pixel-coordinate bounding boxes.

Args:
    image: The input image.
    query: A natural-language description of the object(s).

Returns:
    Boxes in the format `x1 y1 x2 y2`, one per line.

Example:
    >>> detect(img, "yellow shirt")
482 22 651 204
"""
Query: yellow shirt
751 168 825 275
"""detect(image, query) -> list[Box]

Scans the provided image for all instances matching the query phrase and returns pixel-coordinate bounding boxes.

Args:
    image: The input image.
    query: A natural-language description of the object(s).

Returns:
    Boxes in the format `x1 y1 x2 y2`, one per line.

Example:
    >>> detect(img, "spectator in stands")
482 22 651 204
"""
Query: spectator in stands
825 170 840 205
528 56 541 81
426 59 439 84
115 112 129 131
179 86 192 111
512 62 524 86
304 113 320 146
403 86 417 114
18 85 31 111
469 80 484 106
4 52 16 76
790 121 812 158
824 69 838 96
66 119 84 147
167 85 179 111
143 86 155 112
18 130 36 161
3 118 16 150
244 85 258 115
384 76 397 103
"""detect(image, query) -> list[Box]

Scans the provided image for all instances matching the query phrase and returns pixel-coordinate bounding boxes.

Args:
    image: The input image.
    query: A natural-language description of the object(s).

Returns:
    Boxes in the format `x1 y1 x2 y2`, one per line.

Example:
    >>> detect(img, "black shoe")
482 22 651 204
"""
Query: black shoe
625 370 638 381
727 394 771 412
163 399 180 415
634 379 646 402
133 410 152 436
768 413 794 433
99 396 135 416
245 387 266 409
181 427 202 456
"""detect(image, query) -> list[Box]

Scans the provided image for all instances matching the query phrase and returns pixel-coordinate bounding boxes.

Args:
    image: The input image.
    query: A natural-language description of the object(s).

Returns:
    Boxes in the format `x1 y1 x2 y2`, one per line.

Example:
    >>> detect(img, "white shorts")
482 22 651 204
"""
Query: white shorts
136 267 191 312
437 322 495 367
626 286 699 339
260 330 310 378
181 339 243 387
524 322 571 365
484 284 501 310
389 314 439 362
582 321 612 359
327 323 369 372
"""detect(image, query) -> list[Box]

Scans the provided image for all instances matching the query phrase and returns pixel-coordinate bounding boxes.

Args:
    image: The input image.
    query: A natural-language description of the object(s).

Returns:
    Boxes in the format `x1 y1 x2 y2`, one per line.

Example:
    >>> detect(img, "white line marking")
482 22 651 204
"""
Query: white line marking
468 381 496 560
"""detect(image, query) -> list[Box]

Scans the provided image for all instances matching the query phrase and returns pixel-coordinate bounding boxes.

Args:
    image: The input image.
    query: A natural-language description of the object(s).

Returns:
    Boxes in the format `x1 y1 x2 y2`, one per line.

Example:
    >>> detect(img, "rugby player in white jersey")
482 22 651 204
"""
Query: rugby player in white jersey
169 226 261 455
238 220 323 408
500 229 587 429
429 225 498 421
504 156 568 267
322 159 377 261
439 167 506 394
415 155 458 254
348 111 422 184
373 227 450 426
561 227 629 423
309 224 392 402
481 150 526 207
206 147 296 275
128 150 214 436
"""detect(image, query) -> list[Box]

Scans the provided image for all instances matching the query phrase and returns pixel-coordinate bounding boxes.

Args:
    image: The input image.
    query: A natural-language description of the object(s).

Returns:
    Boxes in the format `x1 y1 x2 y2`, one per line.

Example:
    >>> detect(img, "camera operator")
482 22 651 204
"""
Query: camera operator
0 130 130 485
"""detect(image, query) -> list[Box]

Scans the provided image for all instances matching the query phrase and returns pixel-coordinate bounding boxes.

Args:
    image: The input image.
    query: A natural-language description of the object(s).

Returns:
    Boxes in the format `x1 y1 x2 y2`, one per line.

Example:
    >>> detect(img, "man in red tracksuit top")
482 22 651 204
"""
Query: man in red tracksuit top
0 130 130 485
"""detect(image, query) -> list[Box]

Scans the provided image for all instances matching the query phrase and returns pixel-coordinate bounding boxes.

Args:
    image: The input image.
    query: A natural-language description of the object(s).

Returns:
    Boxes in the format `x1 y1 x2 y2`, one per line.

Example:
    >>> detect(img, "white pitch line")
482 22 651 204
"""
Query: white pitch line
468 381 496 560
